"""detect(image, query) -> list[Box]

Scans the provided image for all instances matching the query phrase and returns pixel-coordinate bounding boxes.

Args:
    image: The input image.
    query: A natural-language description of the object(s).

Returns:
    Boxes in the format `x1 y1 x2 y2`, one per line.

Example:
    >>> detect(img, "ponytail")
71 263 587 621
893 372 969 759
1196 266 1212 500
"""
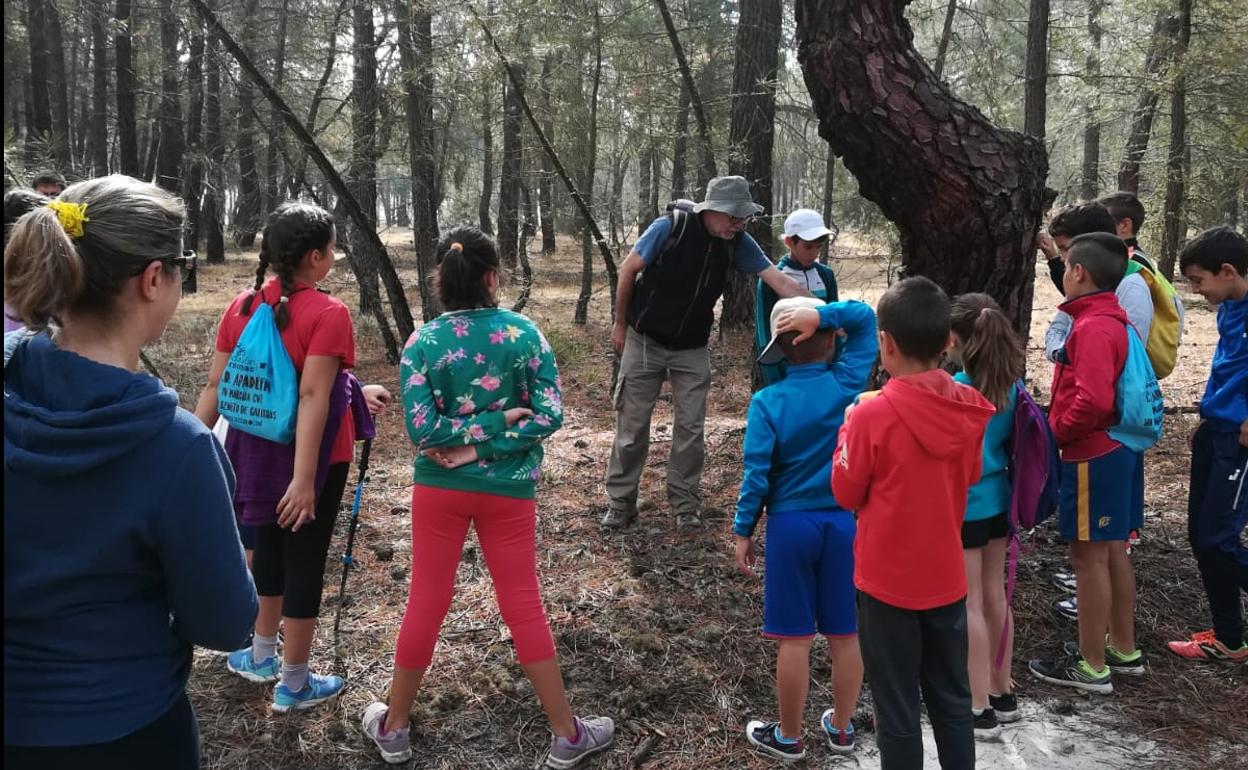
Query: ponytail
3 207 85 330
435 226 500 311
950 293 1025 410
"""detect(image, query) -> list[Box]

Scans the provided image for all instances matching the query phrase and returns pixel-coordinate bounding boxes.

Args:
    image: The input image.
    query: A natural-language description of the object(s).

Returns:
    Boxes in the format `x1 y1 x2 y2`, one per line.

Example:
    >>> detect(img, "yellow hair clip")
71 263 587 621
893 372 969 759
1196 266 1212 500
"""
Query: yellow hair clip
46 200 89 239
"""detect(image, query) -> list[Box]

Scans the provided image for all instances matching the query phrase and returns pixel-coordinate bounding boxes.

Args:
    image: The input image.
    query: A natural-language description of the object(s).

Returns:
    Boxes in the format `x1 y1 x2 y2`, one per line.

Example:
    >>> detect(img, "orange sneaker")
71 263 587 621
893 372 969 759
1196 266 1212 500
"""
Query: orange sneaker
1166 630 1248 663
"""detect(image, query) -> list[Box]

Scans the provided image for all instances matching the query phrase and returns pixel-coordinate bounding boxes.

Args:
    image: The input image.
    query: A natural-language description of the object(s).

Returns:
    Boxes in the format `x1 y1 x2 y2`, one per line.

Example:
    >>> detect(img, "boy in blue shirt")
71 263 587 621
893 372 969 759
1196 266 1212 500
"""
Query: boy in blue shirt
1167 226 1248 664
733 296 877 761
754 209 840 385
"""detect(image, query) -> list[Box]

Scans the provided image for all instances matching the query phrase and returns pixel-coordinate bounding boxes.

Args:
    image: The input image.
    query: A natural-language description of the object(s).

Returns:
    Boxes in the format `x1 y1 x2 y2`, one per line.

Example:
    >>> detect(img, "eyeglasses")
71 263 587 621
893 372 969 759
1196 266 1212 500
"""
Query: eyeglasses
131 250 197 279
727 214 755 226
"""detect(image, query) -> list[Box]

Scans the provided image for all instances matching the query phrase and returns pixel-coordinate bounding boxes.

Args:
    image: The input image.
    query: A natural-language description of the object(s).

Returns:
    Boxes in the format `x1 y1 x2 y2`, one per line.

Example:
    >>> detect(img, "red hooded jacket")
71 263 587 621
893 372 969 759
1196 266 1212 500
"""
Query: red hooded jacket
1048 291 1129 462
832 369 994 610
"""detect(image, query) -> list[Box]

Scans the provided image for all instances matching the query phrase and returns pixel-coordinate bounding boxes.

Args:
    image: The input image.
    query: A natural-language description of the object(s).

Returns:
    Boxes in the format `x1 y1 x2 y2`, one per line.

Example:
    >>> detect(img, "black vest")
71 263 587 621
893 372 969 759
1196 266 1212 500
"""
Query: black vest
628 212 736 350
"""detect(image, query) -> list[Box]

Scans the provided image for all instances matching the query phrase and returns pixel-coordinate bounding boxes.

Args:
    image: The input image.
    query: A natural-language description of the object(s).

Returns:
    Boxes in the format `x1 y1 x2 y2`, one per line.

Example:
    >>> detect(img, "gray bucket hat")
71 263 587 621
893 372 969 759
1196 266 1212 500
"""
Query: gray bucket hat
693 176 765 219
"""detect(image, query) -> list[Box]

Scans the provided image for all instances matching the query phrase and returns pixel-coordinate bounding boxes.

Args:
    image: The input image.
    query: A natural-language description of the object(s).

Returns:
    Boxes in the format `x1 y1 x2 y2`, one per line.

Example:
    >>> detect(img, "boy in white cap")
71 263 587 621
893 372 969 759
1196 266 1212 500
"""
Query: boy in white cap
756 209 840 385
734 295 877 761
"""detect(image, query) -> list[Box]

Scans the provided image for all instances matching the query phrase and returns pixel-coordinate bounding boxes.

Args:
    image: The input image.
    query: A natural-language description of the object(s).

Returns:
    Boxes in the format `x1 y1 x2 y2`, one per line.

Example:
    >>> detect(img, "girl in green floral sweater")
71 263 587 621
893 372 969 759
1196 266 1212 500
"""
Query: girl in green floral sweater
362 227 615 769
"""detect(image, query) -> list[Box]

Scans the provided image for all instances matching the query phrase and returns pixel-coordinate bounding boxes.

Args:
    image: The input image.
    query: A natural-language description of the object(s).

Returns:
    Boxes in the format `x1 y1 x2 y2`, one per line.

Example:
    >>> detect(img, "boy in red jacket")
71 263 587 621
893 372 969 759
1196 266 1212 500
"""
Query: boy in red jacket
832 277 994 770
1029 232 1147 695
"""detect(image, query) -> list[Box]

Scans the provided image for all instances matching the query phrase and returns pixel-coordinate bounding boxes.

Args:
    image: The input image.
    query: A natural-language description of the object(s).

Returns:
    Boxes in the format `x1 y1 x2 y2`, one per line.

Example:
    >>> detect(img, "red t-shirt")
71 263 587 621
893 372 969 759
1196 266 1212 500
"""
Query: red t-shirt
215 278 357 464
832 370 995 610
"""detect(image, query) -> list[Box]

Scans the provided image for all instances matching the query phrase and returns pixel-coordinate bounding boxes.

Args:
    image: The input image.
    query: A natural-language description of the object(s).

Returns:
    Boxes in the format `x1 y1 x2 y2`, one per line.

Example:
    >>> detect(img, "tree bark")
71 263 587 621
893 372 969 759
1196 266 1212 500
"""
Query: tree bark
498 65 525 276
654 0 716 186
722 0 782 332
289 0 350 198
398 0 441 320
479 76 495 234
89 0 110 175
1158 0 1192 281
114 0 139 176
266 0 290 214
638 134 656 233
184 25 206 250
155 0 185 193
1079 0 1102 200
45 3 72 168
25 0 52 164
232 0 262 247
1117 11 1178 194
796 0 1050 334
575 10 603 325
1022 0 1049 139
188 0 415 358
351 0 382 319
670 85 691 200
933 0 957 81
539 51 557 254
820 149 835 264
202 1 225 263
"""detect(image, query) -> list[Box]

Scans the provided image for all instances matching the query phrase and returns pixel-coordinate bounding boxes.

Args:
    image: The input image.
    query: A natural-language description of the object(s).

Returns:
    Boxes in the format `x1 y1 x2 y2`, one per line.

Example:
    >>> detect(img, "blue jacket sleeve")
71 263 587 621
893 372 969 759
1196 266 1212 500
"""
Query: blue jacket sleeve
734 396 777 537
756 276 783 386
817 301 878 393
156 430 258 652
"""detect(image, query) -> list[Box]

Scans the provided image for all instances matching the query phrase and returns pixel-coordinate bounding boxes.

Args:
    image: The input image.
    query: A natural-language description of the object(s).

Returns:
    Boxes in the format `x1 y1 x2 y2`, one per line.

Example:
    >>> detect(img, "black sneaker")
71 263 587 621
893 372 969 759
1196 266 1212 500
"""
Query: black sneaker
745 720 806 762
1051 571 1078 594
972 708 1001 739
1062 640 1148 676
989 692 1020 723
1029 653 1113 695
1052 596 1078 621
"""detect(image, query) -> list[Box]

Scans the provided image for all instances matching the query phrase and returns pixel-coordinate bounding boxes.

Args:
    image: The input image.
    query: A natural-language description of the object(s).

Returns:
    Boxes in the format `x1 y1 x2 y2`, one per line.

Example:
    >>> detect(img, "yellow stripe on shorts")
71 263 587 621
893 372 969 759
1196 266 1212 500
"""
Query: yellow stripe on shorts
1077 462 1091 541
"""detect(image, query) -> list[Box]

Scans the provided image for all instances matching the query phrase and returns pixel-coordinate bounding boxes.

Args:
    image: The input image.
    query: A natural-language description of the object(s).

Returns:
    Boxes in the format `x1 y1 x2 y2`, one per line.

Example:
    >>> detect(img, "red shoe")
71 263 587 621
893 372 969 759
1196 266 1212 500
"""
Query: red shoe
1166 630 1248 663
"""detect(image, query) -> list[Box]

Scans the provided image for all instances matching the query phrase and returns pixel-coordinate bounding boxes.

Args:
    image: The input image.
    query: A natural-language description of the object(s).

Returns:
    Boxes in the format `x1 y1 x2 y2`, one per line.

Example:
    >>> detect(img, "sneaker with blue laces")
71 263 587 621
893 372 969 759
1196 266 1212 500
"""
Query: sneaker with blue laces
225 648 280 683
821 708 856 754
272 672 344 713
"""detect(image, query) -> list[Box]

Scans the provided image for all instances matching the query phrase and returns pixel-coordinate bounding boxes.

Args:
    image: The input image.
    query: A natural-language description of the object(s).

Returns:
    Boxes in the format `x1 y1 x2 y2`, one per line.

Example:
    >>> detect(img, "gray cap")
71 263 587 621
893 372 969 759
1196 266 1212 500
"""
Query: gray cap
757 296 828 365
693 176 765 219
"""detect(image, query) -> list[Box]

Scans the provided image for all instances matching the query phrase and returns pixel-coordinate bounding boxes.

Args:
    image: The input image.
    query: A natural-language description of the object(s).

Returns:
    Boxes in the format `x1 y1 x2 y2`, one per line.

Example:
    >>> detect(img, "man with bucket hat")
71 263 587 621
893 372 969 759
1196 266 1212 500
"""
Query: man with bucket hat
603 175 809 529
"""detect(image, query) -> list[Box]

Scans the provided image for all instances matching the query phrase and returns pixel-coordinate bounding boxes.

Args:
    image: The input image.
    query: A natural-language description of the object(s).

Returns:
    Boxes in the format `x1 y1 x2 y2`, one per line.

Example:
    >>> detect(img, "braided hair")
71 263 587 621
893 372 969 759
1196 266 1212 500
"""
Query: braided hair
240 201 334 329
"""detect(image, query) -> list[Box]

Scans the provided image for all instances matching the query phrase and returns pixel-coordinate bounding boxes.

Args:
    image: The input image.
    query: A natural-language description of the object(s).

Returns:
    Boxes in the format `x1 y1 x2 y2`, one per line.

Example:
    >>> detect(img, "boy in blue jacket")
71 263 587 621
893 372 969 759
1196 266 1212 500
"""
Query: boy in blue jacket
1168 226 1248 664
733 296 877 762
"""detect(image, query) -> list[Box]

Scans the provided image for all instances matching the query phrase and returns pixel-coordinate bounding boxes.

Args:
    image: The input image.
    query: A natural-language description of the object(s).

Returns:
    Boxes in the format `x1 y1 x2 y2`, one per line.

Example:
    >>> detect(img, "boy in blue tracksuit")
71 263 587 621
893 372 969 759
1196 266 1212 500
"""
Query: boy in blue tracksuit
733 296 876 762
1167 226 1248 664
755 209 840 385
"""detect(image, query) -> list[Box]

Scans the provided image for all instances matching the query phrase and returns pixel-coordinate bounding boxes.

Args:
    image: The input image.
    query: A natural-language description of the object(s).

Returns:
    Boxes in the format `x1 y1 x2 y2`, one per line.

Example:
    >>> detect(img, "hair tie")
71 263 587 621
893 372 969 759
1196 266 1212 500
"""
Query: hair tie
46 200 89 239
980 307 991 318
449 242 464 252
279 296 289 304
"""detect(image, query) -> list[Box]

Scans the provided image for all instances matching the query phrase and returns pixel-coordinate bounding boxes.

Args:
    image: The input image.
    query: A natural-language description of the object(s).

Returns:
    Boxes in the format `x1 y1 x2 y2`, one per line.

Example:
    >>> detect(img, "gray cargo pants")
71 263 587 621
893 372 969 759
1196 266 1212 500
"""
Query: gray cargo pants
605 327 711 516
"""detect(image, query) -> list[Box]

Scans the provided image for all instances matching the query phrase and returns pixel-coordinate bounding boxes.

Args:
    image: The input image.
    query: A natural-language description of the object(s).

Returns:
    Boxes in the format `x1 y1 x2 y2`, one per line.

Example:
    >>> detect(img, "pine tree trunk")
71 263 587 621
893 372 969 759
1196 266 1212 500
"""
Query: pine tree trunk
184 26 206 250
45 3 72 168
722 0 782 332
796 0 1050 334
398 0 441 320
232 0 262 247
115 0 139 176
1117 11 1178 194
539 51 557 254
821 150 835 264
655 0 716 188
671 85 690 200
1158 0 1191 281
1079 0 1102 200
155 0 184 193
202 3 226 264
933 0 957 80
575 17 603 326
350 0 381 318
90 1 109 175
1023 0 1049 139
638 135 656 232
498 65 526 276
266 0 290 214
26 0 52 163
478 77 495 235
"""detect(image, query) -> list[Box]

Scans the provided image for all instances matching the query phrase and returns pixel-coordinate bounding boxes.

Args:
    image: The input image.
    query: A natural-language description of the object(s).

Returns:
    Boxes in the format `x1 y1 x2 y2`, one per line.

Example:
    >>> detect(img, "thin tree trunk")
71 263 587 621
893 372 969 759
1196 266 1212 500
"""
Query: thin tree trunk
722 0 782 332
820 150 835 264
1079 0 1102 200
654 0 716 185
479 76 495 234
184 26 206 250
933 0 957 80
539 51 557 254
188 0 413 358
45 3 72 168
155 0 184 193
498 65 525 275
233 0 262 247
638 134 656 232
574 9 603 325
266 0 290 213
796 0 1050 334
26 0 53 163
670 85 691 200
89 0 109 175
1023 0 1049 139
1159 0 1192 281
289 0 350 198
1117 11 1179 194
351 0 381 319
115 0 139 176
202 1 225 263
398 0 441 320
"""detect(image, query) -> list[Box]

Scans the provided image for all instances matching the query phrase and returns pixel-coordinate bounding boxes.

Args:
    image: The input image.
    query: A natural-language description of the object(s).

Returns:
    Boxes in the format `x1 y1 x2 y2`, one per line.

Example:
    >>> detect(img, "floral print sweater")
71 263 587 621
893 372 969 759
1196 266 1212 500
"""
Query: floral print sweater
400 307 563 499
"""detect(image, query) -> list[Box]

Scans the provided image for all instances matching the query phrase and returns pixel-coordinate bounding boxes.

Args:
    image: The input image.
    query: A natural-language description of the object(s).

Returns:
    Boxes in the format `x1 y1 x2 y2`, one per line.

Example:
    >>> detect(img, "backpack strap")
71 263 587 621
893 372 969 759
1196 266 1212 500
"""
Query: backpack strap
4 329 37 371
654 208 690 268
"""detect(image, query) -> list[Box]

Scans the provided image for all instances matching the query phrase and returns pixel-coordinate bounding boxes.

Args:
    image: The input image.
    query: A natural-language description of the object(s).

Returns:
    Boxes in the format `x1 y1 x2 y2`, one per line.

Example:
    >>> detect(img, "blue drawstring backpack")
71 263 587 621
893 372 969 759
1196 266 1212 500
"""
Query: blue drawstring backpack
217 300 298 444
1108 324 1164 453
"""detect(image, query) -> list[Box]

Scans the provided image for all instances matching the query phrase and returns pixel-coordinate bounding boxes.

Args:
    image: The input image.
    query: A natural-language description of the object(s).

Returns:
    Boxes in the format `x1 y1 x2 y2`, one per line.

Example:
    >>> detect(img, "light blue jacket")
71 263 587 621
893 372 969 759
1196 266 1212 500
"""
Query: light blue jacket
953 372 1019 522
734 301 877 536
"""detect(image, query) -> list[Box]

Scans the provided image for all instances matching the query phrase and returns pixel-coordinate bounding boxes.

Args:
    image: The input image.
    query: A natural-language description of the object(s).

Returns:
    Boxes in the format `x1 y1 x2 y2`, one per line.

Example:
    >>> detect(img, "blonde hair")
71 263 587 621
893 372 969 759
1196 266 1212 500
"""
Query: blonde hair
3 175 185 330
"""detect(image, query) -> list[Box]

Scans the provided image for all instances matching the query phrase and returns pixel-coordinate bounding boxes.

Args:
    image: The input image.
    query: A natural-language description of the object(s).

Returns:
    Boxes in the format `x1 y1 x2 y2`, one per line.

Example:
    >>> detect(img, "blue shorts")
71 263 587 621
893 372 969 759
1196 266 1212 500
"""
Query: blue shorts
763 508 857 637
1058 445 1144 542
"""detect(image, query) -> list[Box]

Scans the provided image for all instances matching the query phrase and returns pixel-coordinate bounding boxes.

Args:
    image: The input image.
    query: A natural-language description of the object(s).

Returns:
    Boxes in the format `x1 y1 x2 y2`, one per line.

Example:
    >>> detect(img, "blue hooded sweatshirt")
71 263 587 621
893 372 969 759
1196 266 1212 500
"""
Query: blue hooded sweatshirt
4 332 258 747
1201 295 1247 430
734 301 877 536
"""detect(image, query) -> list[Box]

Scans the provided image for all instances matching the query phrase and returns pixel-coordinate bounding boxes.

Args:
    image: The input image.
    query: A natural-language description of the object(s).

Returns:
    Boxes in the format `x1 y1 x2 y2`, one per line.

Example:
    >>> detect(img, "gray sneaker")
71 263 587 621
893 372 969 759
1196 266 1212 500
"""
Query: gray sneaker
361 702 413 765
546 716 615 768
601 506 637 529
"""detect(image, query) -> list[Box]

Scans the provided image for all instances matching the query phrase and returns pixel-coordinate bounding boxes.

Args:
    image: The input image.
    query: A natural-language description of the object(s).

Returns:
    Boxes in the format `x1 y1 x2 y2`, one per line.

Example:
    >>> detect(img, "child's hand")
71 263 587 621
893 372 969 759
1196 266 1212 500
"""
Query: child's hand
362 384 392 415
276 477 317 531
734 535 757 576
504 407 534 426
1037 231 1059 261
423 444 479 469
774 307 821 344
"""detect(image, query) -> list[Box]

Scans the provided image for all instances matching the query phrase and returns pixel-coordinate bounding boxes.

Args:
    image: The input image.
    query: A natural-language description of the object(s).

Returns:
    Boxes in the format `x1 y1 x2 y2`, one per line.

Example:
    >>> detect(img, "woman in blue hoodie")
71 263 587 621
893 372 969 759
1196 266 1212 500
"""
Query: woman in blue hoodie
3 175 258 769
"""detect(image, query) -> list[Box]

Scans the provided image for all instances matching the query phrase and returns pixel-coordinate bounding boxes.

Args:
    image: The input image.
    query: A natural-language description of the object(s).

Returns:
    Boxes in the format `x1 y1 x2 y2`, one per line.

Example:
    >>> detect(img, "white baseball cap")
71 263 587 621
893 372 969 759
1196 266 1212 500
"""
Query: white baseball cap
757 296 827 365
782 208 834 242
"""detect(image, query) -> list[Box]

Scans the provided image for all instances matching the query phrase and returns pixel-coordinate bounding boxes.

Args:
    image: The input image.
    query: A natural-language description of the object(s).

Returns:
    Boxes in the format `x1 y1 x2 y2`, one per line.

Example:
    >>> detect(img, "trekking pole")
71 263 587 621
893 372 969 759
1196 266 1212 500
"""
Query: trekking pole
333 438 372 651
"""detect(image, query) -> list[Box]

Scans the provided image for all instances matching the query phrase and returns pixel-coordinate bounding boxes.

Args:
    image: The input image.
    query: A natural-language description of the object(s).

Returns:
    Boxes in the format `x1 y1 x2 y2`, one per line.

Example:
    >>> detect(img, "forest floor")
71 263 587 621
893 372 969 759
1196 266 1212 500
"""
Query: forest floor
163 230 1248 769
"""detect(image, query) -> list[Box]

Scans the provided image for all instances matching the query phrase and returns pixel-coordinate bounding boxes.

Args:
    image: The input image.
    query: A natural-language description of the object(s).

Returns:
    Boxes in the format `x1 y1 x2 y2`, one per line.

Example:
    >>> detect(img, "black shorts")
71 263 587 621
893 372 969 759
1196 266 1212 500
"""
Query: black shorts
961 511 1009 549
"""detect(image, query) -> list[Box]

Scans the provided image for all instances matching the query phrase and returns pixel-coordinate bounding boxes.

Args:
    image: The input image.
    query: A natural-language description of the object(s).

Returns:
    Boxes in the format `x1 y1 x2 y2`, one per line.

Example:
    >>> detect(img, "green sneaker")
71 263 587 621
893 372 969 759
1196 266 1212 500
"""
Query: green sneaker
1029 653 1113 694
1062 640 1148 676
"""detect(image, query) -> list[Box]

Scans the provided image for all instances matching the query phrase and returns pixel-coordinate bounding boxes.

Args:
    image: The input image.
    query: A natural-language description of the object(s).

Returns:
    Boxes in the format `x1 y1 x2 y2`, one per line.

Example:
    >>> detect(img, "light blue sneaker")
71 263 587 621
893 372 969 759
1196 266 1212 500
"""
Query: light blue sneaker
272 673 344 713
226 648 279 683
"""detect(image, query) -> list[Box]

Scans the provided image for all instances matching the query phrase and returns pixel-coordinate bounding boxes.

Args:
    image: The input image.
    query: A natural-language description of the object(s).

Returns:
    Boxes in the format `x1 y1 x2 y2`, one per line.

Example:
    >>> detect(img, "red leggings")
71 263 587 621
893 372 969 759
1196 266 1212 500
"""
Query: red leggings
395 485 557 669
